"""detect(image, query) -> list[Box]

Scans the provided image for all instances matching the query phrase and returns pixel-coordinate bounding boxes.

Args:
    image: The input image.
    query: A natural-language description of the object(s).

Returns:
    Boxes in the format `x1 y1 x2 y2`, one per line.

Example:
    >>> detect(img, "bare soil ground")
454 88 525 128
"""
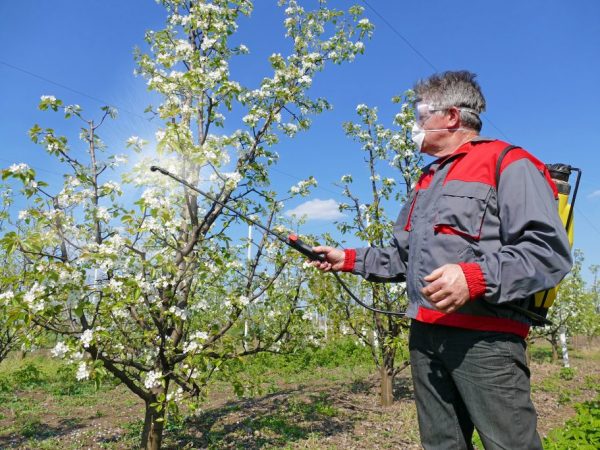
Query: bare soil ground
0 344 598 449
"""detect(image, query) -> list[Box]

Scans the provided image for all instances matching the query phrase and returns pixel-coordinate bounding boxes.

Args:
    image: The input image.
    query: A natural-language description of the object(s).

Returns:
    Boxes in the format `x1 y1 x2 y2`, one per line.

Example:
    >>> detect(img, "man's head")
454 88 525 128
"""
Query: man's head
412 71 486 157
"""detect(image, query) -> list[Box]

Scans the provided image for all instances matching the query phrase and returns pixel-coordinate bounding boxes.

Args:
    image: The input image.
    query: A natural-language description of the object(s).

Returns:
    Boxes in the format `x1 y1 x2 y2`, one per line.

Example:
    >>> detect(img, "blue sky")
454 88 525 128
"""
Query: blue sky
1 0 599 282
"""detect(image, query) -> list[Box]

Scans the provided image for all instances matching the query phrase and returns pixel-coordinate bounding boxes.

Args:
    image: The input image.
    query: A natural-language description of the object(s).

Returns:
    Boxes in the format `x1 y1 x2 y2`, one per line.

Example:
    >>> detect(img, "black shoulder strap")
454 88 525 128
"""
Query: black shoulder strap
495 145 519 188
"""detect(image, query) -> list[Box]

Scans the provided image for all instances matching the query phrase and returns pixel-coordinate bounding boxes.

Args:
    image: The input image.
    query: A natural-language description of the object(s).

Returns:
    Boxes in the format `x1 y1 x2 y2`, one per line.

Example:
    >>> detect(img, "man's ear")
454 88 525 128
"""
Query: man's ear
447 107 461 128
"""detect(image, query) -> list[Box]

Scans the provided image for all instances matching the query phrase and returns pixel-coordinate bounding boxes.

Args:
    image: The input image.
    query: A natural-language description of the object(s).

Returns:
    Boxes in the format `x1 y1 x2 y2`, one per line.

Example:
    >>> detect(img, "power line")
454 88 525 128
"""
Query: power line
0 156 63 178
360 0 438 72
360 0 511 141
0 59 149 122
575 206 600 237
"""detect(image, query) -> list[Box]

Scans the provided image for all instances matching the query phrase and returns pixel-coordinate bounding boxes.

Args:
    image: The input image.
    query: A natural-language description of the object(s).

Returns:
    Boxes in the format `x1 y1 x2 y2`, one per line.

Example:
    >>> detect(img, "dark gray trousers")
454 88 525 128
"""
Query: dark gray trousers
409 320 543 450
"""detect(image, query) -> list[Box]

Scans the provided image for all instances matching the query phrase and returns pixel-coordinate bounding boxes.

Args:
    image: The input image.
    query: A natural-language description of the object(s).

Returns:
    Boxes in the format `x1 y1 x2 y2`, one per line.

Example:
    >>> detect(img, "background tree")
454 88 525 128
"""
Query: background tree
312 94 422 406
1 1 373 448
530 249 591 362
0 185 38 363
590 264 599 314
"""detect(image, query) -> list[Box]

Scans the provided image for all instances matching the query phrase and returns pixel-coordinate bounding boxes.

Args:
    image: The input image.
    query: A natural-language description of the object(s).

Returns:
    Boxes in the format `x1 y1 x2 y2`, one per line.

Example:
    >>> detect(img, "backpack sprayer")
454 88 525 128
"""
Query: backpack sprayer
494 147 582 327
150 165 407 317
527 163 581 325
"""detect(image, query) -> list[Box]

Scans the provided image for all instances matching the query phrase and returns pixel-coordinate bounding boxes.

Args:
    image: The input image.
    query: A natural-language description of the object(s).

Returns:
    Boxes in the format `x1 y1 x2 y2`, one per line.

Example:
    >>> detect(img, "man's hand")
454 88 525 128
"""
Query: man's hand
310 246 346 272
421 264 470 313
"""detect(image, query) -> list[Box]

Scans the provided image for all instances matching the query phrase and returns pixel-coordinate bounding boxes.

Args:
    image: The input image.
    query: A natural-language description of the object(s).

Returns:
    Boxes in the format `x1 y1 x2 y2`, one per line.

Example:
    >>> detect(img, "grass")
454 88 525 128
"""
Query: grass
0 340 598 449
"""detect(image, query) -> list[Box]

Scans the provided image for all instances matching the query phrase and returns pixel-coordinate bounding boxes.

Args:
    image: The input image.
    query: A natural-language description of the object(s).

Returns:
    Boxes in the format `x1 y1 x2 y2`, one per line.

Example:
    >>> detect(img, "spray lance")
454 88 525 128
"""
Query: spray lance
150 165 407 317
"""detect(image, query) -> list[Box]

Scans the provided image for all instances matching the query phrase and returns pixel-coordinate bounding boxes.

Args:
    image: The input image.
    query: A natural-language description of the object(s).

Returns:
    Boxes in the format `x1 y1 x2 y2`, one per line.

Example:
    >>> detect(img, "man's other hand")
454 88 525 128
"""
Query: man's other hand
421 264 470 313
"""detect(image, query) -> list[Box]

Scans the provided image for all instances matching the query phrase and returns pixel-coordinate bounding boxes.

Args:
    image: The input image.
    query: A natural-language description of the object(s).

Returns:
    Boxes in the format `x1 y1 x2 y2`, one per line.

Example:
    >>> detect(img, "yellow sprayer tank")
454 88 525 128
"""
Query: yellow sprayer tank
530 164 579 323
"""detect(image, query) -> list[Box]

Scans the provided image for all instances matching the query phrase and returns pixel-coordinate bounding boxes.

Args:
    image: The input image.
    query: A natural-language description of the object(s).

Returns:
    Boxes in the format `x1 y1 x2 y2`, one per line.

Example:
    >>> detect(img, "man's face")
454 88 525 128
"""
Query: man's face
415 103 452 156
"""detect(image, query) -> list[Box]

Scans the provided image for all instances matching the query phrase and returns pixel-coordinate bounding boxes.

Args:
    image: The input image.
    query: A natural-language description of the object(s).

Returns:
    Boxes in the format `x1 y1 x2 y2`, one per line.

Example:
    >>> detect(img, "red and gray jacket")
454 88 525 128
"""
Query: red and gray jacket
342 137 572 338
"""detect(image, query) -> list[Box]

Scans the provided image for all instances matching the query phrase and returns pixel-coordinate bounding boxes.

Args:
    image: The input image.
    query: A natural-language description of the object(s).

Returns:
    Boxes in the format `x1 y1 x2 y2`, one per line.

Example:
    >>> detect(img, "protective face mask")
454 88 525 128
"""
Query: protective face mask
411 123 470 151
411 123 426 151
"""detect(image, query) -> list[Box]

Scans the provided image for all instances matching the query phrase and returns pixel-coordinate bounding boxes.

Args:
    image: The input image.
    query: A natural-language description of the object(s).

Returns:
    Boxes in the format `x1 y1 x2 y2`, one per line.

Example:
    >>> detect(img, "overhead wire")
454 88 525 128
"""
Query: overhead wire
360 0 511 141
0 59 149 122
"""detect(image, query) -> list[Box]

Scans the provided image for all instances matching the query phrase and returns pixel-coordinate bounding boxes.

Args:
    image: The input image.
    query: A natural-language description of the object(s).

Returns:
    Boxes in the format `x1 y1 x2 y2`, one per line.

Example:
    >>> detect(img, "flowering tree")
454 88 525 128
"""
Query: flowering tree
590 264 600 314
2 1 372 448
0 185 37 362
321 94 422 406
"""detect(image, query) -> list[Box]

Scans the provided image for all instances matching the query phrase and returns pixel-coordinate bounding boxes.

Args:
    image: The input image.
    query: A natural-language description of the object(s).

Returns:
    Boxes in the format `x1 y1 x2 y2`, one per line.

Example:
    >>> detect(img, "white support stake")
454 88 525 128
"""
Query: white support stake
559 328 570 368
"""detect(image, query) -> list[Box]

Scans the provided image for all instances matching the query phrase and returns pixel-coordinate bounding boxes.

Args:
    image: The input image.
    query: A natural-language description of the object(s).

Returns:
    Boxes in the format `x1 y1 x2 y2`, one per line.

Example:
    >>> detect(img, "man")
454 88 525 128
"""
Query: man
312 71 572 449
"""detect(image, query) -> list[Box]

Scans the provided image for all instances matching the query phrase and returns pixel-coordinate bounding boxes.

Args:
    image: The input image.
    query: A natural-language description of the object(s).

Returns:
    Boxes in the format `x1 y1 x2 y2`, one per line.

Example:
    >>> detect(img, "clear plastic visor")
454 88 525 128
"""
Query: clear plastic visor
415 103 443 125
415 103 479 125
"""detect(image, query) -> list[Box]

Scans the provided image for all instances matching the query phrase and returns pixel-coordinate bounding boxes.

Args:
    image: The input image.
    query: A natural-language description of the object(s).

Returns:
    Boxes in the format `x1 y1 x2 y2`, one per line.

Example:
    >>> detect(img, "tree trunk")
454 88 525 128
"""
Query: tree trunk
380 365 394 407
141 398 165 450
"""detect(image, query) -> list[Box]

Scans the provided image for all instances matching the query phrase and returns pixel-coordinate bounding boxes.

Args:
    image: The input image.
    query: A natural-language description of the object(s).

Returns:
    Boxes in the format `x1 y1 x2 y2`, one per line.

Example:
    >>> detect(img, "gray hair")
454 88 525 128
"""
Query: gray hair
413 71 486 132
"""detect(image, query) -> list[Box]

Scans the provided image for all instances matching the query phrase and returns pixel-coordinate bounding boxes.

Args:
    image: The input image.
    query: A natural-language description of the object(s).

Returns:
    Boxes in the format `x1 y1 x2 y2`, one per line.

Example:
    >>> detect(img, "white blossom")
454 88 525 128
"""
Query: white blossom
223 171 242 188
298 75 312 86
242 113 258 127
8 163 29 175
95 207 111 222
51 342 69 358
141 188 168 209
109 279 124 294
190 331 208 341
169 305 188 320
47 142 60 152
23 282 45 312
289 177 317 196
76 362 90 381
280 123 299 136
80 329 93 348
175 39 193 54
126 136 146 147
0 291 14 303
144 370 163 389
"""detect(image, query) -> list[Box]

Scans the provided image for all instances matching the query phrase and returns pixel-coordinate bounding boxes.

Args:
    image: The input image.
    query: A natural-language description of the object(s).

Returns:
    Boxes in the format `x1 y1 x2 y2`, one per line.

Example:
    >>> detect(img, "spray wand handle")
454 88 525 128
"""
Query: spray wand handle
287 235 326 262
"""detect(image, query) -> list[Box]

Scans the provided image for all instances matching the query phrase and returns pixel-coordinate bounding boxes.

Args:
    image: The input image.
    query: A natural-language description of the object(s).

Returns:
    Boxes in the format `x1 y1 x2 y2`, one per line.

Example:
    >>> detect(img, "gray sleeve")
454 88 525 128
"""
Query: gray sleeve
478 158 573 304
351 193 412 283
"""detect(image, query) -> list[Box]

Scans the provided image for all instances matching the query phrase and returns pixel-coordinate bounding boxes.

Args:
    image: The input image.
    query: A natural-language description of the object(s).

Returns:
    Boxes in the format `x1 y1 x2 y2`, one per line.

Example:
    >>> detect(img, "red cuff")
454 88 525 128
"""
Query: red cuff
341 249 356 272
458 262 486 301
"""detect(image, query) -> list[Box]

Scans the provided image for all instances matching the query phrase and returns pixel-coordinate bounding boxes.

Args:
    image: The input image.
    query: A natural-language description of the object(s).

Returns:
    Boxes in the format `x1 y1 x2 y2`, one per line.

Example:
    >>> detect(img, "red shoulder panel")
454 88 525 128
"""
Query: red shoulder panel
444 140 510 186
443 140 558 198
499 148 558 198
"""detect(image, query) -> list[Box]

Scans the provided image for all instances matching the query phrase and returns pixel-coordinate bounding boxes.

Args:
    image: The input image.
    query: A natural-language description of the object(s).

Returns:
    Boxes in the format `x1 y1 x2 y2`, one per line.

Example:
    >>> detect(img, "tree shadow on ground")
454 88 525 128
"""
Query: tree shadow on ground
167 386 359 449
0 417 85 449
393 375 414 401
347 371 414 401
